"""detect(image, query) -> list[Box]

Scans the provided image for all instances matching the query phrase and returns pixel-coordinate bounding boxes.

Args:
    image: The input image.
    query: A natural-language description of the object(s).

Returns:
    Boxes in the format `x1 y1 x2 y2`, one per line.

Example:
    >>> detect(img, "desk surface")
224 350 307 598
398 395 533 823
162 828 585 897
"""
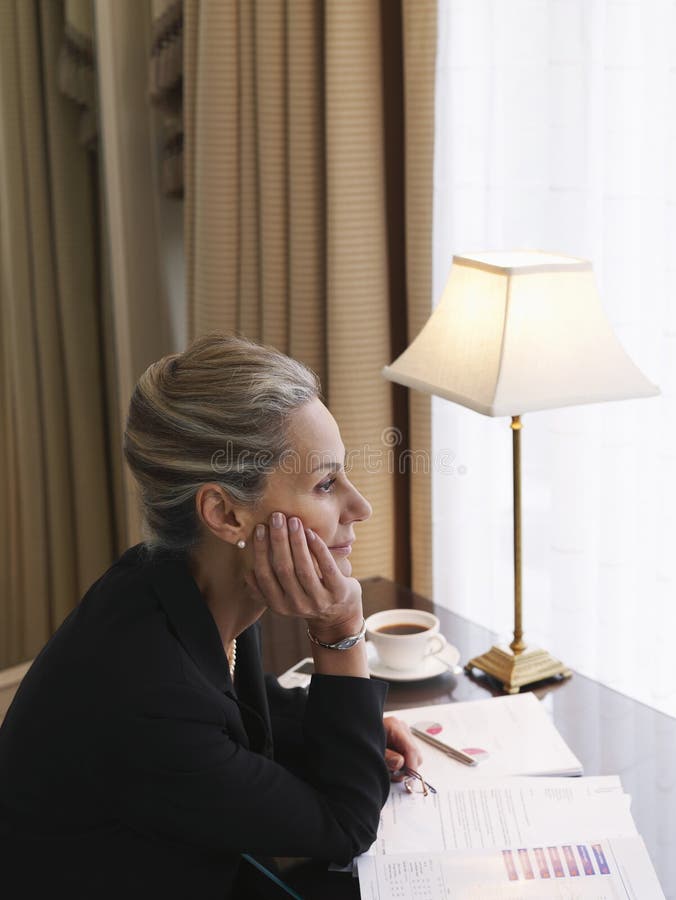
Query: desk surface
259 577 676 900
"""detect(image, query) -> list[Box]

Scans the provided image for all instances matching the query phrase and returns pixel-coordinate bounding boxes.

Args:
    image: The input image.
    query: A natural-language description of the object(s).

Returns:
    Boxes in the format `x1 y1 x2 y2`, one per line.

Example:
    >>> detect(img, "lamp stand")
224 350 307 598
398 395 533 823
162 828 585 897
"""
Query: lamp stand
464 416 572 693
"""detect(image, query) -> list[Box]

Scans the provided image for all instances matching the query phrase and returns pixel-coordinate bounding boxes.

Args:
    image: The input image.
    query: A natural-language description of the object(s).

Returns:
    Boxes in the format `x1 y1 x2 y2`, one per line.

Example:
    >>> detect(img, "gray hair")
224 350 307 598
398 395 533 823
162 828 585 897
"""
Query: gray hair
123 333 321 553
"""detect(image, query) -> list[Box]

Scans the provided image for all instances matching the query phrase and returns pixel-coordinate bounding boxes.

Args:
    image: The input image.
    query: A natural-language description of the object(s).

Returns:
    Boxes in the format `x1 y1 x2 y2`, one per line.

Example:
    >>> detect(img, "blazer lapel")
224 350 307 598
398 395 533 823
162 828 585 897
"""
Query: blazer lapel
233 624 274 758
130 545 274 757
135 546 231 695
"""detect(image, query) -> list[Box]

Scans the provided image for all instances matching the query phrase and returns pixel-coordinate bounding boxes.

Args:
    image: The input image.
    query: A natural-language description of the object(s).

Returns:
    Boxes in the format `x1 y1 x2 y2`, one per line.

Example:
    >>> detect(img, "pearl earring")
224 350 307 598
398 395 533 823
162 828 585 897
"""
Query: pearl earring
236 539 246 549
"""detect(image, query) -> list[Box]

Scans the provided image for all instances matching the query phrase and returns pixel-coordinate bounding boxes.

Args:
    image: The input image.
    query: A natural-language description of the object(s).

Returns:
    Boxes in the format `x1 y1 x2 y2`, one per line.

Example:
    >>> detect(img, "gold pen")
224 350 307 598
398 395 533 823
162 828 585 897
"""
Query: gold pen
411 726 477 767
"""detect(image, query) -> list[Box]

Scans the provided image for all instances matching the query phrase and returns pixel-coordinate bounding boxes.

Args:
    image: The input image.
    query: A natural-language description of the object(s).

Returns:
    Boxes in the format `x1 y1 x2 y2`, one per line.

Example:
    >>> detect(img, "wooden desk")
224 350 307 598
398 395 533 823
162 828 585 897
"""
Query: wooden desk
260 577 676 900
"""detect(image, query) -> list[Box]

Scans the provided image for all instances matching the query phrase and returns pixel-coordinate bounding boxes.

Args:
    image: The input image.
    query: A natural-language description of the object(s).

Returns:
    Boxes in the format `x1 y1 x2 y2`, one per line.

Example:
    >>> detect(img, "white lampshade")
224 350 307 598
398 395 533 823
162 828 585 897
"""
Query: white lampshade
383 251 659 417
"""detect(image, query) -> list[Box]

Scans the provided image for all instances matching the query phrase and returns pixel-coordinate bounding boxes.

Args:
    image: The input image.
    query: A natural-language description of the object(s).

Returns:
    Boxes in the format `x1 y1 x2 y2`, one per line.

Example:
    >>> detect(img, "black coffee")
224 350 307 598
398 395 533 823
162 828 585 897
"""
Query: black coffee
376 623 427 636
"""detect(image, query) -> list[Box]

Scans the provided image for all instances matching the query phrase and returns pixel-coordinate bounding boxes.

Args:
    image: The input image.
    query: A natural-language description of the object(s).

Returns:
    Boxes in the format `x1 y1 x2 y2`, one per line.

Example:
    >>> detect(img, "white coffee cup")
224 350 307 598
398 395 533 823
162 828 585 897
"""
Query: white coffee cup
365 608 447 671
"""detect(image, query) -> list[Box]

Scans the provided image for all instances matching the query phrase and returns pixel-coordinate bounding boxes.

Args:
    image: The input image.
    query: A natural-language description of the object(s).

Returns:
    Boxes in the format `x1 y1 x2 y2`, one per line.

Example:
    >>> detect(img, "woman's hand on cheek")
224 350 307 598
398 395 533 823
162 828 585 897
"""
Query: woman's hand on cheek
242 512 362 631
383 717 423 781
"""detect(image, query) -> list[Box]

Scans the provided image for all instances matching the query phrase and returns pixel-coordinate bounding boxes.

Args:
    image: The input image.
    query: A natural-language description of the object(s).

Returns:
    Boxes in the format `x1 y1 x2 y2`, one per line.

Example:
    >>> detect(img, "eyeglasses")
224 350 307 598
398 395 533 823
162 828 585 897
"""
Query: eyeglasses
402 767 437 797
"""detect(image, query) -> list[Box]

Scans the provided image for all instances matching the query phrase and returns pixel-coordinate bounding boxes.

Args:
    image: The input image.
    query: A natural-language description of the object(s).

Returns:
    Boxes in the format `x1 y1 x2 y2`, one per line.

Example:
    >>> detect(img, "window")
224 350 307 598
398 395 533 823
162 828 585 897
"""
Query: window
432 0 674 714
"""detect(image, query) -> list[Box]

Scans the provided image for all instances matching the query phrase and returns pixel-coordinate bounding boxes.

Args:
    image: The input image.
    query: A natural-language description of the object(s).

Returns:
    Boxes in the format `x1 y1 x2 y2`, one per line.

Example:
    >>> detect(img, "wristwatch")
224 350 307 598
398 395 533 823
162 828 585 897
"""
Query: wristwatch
306 618 367 651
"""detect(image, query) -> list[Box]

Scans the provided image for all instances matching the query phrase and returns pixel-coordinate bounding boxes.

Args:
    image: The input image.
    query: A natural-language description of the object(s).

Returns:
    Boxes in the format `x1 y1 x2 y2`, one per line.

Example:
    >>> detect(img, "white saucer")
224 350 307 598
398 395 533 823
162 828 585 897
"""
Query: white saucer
366 641 461 682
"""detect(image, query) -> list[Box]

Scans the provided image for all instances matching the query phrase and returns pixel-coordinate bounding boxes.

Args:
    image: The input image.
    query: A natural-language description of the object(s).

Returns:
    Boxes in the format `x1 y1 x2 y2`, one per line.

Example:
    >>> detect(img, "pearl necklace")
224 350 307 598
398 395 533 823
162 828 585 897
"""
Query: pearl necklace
227 638 237 679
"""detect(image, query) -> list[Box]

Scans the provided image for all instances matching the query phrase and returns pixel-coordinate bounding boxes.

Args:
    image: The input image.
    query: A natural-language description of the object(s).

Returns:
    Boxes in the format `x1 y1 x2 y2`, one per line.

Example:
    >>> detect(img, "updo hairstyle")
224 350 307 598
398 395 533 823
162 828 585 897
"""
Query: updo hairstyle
123 333 321 553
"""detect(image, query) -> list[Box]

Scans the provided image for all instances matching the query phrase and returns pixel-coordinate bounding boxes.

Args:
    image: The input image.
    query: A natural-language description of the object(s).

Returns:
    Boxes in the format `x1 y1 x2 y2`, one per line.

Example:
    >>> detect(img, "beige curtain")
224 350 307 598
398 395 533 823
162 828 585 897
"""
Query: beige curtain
94 0 174 546
402 0 435 598
149 0 184 196
0 0 115 667
184 0 436 593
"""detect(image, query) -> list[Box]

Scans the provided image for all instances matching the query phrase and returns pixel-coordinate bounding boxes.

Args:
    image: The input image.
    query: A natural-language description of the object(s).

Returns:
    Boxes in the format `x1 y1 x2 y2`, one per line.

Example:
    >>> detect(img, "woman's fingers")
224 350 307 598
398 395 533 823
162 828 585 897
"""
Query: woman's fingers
383 716 423 771
252 513 329 617
303 529 343 593
250 512 362 626
385 747 405 773
267 513 318 606
287 518 323 594
252 521 288 609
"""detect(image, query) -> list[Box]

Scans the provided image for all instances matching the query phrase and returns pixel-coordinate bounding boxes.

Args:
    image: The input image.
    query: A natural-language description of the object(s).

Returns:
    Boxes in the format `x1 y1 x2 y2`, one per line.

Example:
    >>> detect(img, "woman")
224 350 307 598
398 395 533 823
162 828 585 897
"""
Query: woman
0 333 421 898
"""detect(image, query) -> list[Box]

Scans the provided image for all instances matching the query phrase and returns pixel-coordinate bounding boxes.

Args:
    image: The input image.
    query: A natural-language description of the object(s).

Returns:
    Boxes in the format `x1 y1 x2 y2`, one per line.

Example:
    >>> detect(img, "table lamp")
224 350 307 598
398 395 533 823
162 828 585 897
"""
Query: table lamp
383 251 659 693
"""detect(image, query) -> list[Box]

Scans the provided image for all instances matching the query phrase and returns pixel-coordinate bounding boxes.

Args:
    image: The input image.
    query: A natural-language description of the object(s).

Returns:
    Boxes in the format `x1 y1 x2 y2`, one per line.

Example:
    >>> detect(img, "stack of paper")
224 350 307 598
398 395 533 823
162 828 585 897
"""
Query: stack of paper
355 694 665 898
358 775 664 898
371 776 632 857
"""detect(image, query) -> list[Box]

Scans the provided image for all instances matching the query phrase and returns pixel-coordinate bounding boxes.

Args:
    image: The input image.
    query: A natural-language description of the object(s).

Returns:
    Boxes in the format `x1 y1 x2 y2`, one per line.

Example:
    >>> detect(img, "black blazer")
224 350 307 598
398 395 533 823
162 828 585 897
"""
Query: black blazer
0 544 389 898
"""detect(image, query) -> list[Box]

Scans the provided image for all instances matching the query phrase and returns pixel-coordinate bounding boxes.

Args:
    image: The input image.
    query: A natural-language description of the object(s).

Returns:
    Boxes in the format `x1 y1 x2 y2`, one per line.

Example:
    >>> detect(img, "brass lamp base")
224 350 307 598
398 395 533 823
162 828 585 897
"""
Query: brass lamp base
465 644 572 694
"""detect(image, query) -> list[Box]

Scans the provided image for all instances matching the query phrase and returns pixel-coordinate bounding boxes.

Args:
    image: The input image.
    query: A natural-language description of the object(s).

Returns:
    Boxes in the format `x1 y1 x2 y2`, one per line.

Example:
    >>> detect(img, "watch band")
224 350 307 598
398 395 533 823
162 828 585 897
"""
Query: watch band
306 618 367 651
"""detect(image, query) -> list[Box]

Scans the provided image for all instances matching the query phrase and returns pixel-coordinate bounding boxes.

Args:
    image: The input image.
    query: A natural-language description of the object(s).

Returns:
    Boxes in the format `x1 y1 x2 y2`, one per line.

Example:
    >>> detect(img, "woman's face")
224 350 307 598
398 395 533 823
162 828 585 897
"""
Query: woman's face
253 397 372 576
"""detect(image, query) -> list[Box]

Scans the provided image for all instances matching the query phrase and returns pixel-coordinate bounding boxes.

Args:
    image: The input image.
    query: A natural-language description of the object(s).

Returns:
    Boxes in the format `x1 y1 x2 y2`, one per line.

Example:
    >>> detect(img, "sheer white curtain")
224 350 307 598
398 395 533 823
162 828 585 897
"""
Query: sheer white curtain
432 0 675 716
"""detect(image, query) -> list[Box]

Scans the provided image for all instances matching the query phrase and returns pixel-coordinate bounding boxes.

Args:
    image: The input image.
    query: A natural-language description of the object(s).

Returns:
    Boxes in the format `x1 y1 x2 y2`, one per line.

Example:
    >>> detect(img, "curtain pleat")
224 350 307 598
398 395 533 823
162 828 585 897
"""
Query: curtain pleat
0 324 9 662
183 0 198 339
94 0 174 545
0 0 114 665
402 0 436 598
0 0 58 660
287 0 326 387
97 173 127 556
187 0 240 337
256 1 288 351
40 0 113 612
7 0 61 652
149 0 183 197
185 0 437 585
237 0 260 341
324 0 395 579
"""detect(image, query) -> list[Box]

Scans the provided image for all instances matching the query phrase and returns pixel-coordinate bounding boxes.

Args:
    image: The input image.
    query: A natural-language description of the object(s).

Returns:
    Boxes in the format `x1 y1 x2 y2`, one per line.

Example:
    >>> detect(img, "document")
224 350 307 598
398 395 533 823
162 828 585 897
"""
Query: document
389 692 583 781
356 773 665 897
355 695 665 898
370 777 634 857
358 836 666 899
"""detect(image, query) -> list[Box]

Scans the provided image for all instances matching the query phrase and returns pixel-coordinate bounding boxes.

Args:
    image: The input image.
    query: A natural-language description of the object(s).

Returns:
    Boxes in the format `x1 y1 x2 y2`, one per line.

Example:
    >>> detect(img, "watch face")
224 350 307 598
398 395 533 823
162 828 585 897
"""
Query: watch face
307 621 366 650
336 635 363 650
336 638 355 650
